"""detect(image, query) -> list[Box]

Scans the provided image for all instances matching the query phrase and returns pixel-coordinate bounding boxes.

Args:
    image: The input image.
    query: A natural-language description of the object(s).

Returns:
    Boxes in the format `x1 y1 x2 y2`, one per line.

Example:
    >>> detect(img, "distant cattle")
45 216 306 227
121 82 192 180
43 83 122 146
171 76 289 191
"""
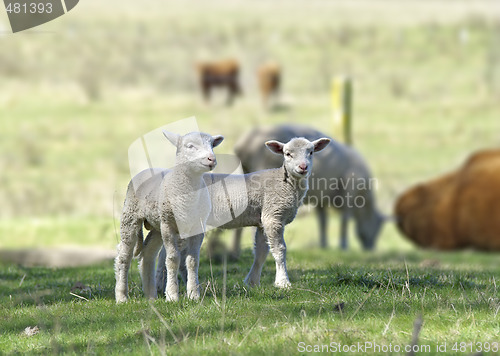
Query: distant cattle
395 149 500 251
257 62 281 108
197 59 241 105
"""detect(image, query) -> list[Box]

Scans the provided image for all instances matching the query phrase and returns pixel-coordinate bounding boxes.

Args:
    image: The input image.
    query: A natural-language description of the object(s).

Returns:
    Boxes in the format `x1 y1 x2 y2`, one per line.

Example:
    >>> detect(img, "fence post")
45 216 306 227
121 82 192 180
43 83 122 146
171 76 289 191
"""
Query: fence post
331 76 353 145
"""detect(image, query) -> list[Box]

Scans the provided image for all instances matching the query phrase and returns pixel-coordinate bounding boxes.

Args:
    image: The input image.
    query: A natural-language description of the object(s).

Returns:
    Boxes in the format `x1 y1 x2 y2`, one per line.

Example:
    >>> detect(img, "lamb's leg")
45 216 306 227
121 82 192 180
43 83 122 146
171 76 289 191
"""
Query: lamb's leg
115 219 142 303
138 230 163 300
179 249 188 285
244 227 269 287
156 246 167 296
264 223 290 288
162 224 180 302
185 233 204 300
154 241 193 297
316 206 328 249
230 228 243 260
340 209 350 250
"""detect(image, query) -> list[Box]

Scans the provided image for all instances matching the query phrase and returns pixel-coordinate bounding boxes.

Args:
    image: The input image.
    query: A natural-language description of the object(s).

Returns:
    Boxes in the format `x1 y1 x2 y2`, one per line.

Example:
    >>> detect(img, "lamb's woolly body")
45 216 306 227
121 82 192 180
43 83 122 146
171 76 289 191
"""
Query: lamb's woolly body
207 166 308 229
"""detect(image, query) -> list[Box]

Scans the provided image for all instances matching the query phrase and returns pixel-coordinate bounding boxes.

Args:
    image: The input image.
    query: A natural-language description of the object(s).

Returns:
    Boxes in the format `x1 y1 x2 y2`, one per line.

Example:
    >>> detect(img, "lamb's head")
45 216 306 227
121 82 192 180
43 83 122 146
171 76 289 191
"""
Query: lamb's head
266 137 330 179
163 131 224 173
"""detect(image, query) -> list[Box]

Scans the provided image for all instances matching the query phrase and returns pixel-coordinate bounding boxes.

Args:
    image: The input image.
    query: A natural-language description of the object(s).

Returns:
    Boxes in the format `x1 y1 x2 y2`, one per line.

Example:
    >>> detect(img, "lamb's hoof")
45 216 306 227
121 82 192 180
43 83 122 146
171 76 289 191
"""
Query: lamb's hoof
244 276 260 287
115 291 128 303
165 293 179 302
274 279 291 289
187 286 200 300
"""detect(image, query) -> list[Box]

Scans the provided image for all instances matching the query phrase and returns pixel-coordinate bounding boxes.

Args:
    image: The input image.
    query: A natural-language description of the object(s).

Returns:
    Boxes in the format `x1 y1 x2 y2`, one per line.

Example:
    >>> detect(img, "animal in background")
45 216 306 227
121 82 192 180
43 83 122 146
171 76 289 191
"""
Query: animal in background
231 125 384 256
257 61 281 109
395 149 500 251
196 59 242 106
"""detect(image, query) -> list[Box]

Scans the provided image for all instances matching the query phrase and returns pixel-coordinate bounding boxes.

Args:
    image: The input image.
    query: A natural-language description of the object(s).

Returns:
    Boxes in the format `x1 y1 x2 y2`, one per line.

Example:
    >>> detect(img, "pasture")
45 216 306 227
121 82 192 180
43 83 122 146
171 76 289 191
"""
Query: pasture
0 0 499 354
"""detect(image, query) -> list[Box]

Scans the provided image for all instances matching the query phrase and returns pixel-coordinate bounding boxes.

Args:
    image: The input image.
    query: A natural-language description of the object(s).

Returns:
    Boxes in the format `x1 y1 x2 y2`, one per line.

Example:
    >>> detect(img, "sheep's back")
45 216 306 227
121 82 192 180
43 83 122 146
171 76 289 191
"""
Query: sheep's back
395 149 500 251
455 149 500 250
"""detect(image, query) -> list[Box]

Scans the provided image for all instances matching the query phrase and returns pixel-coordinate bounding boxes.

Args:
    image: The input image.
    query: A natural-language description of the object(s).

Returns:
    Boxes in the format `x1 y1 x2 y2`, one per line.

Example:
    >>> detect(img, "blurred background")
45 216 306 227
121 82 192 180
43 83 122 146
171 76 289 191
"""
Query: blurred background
0 0 499 260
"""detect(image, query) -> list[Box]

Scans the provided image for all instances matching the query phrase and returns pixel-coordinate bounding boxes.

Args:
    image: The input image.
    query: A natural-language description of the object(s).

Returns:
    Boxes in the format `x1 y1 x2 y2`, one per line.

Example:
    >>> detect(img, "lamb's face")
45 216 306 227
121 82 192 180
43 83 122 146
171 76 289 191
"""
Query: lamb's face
163 131 224 173
266 137 331 179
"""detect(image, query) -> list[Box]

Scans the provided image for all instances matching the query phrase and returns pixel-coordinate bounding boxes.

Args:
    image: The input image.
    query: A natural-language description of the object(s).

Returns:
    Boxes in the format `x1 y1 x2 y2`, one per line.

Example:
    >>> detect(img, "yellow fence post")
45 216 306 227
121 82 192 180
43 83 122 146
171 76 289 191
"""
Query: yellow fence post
331 76 353 145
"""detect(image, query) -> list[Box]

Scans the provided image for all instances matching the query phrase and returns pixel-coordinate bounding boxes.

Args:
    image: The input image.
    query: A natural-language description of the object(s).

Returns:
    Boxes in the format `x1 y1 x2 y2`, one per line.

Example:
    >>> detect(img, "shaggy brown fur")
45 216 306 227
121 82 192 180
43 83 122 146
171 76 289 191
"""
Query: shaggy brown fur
257 62 280 108
197 59 241 105
395 149 500 251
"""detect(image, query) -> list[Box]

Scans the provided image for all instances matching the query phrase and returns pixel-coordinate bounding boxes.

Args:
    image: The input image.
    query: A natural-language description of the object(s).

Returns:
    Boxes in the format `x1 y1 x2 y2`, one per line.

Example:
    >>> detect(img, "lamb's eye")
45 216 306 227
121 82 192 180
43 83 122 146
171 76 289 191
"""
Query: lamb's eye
309 151 313 156
186 143 195 149
285 152 292 158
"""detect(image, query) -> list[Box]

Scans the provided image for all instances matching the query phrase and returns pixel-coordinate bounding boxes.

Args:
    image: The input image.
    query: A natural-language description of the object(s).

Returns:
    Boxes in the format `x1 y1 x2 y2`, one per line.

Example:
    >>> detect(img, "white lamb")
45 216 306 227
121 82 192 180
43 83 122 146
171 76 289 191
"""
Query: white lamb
114 131 224 303
154 136 330 291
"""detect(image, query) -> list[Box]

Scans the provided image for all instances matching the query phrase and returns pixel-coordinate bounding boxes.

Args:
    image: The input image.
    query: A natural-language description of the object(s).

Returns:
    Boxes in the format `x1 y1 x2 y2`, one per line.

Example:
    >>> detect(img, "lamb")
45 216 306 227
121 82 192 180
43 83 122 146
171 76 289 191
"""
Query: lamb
155 136 331 293
231 125 384 254
395 149 500 251
197 59 242 106
114 131 224 303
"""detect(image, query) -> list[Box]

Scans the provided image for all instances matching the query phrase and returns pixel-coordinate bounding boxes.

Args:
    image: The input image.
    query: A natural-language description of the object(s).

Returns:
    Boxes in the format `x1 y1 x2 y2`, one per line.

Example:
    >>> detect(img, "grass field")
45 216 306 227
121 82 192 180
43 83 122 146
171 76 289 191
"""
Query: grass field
0 0 499 354
1 249 499 354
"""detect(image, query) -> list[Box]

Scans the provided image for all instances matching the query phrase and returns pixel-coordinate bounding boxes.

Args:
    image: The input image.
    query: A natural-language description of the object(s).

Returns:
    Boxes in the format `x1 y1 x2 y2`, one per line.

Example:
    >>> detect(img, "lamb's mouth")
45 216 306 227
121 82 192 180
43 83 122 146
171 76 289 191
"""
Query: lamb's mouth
294 169 308 176
202 162 216 170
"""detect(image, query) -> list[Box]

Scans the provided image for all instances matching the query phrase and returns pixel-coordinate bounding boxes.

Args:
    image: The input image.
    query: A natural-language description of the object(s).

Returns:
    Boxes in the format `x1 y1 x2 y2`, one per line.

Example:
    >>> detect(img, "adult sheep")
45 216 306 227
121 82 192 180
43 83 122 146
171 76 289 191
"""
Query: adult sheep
232 125 384 253
395 149 500 251
197 59 242 106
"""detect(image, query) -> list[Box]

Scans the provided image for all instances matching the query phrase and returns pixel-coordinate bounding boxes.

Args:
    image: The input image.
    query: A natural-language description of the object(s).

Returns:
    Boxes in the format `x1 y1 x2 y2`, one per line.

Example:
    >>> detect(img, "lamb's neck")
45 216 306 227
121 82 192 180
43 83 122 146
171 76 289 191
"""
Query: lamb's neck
281 166 309 196
171 165 205 189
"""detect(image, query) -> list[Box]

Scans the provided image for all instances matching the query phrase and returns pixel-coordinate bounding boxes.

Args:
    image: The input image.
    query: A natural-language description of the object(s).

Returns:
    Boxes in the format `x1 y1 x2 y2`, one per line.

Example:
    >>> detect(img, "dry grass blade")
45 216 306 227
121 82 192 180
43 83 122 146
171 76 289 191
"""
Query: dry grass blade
69 292 89 301
140 320 157 356
407 314 423 356
237 318 260 348
221 252 227 333
349 285 377 321
382 310 395 336
150 304 180 344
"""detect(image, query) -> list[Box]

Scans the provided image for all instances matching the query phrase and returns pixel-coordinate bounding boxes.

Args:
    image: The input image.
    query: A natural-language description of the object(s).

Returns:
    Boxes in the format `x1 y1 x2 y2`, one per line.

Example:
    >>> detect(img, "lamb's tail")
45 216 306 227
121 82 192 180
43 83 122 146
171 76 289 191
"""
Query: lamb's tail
133 220 155 257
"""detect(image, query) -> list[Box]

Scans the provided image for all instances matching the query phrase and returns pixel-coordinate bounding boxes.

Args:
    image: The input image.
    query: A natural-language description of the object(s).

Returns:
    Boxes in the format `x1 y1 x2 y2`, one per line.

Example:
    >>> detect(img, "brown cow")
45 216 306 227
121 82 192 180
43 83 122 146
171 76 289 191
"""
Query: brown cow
197 59 241 105
257 61 281 109
395 149 500 251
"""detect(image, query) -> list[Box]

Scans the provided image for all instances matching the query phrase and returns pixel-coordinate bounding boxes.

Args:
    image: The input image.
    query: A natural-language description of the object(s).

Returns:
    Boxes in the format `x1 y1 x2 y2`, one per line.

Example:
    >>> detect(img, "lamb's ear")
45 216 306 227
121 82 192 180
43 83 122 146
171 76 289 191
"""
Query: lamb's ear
212 135 224 148
312 138 331 152
265 140 285 155
163 131 180 147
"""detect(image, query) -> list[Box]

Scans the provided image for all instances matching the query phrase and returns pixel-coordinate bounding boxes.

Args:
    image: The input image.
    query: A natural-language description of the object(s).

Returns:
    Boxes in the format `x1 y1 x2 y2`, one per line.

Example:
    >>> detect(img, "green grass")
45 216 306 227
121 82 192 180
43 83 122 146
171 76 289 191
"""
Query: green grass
0 0 500 354
1 249 499 355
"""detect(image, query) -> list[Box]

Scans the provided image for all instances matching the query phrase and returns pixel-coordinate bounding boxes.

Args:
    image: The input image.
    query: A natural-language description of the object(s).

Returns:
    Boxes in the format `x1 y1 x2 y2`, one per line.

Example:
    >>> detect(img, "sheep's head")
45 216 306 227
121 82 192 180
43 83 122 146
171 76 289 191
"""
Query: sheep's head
266 137 330 179
356 210 385 251
163 131 224 173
